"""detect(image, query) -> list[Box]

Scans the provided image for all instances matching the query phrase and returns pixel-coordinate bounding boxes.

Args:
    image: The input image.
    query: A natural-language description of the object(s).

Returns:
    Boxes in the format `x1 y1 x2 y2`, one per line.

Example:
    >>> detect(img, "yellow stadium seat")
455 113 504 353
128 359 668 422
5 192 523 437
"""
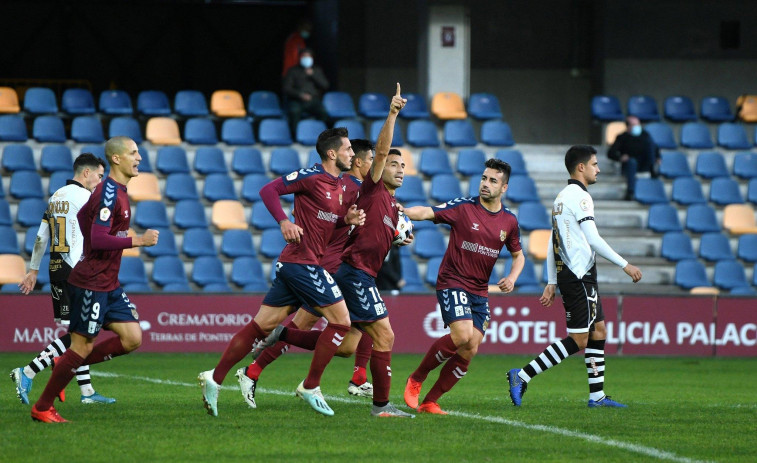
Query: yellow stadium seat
123 228 140 257
211 90 246 118
604 121 627 145
527 229 552 261
146 117 182 145
0 254 26 284
736 94 757 123
431 92 467 120
399 148 417 176
212 200 248 230
690 286 719 295
0 87 21 113
722 204 757 235
127 173 162 202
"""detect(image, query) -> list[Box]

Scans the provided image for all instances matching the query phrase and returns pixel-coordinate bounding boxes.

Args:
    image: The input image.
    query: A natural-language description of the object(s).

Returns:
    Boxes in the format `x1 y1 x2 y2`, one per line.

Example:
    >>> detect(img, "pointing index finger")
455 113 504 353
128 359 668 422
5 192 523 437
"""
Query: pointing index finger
395 82 401 97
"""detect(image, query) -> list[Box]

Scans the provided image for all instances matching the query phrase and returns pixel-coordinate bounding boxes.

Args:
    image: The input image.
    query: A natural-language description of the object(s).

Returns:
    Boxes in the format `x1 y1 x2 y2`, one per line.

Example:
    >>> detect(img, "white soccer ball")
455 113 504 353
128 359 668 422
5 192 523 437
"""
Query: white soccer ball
392 211 414 245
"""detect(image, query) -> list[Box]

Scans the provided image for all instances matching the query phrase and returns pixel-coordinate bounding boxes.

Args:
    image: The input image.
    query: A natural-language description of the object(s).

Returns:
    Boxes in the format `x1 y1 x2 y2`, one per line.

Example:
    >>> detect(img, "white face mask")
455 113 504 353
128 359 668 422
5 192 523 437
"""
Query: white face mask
630 125 642 136
300 56 314 68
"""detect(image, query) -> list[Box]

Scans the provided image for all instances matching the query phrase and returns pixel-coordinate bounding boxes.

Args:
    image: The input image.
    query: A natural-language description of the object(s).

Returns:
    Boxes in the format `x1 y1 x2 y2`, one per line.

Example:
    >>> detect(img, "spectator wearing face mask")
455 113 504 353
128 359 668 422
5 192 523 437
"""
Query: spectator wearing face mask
607 116 660 200
283 48 330 137
282 18 313 77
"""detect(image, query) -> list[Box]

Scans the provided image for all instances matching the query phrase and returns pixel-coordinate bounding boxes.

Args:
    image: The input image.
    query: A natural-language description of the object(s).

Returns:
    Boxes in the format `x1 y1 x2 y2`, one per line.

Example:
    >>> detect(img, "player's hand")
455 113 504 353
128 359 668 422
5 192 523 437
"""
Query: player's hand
624 263 642 283
396 203 404 212
539 284 556 307
19 270 38 295
497 276 515 293
139 229 160 247
345 204 366 226
389 83 407 114
280 219 304 244
397 233 414 246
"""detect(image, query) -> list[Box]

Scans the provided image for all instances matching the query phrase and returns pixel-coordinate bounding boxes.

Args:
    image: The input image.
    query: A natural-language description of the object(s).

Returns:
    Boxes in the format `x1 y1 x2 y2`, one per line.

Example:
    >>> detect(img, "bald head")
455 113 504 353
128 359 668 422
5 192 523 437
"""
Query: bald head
105 136 134 166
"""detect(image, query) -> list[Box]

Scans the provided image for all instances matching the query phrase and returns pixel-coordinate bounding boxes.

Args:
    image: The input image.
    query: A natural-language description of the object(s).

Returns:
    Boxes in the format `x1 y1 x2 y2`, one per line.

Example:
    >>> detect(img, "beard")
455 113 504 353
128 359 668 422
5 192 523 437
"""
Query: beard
336 158 351 172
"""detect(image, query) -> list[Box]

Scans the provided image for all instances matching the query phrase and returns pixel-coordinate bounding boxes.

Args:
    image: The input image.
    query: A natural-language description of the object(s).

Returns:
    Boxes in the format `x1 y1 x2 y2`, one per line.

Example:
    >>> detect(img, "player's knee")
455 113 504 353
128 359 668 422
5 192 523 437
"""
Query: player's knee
122 332 142 352
373 329 394 351
571 335 589 350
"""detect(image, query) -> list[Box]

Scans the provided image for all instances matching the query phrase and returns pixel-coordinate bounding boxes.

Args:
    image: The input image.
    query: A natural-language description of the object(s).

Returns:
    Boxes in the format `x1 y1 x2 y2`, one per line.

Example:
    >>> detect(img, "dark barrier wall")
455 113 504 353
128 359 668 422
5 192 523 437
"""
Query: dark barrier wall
2 294 755 356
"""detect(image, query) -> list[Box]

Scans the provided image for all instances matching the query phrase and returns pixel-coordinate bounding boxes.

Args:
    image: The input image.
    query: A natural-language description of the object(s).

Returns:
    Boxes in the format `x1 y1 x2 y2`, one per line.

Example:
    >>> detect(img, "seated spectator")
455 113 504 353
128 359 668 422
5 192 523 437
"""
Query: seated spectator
283 48 329 137
282 18 312 77
608 116 660 200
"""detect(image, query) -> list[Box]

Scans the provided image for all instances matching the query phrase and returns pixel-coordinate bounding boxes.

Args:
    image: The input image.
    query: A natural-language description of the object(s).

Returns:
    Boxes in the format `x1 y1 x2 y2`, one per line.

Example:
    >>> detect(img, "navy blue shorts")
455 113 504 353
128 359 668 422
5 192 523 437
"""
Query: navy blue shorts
334 262 387 323
437 288 490 334
67 283 138 338
262 262 343 310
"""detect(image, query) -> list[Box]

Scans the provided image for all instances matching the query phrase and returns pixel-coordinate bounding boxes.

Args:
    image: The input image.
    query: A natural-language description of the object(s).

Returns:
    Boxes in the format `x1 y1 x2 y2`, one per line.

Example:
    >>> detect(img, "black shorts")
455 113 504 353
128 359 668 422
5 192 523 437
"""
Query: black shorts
557 264 604 334
49 259 73 325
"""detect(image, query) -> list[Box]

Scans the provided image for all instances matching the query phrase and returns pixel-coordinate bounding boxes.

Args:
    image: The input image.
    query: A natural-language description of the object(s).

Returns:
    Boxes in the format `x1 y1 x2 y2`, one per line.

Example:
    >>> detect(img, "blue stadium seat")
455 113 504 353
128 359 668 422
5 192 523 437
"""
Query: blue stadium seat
736 234 757 262
406 120 440 147
506 175 539 203
0 115 28 141
241 173 270 203
659 151 692 178
0 200 11 226
413 229 447 259
71 116 105 143
369 119 404 147
194 147 227 175
429 174 462 203
80 144 106 164
36 255 51 285
695 151 729 179
644 122 677 149
164 173 199 202
663 95 697 122
174 90 209 117
480 120 514 147
61 88 95 115
17 198 47 227
467 177 482 197
23 87 58 114
119 257 149 286
247 91 283 119
162 283 192 292
395 175 426 203
700 96 733 122
2 145 36 171
400 93 431 120
444 120 477 147
24 227 41 254
468 93 503 120
258 118 293 146
135 201 170 229
359 92 390 119
0 225 19 254
685 204 720 234
296 119 327 145
99 90 133 115
232 148 265 176
627 95 660 121
143 227 178 257
137 144 152 173
10 172 44 199
699 232 734 262
749 179 757 204
729 286 757 295
424 256 442 287
269 147 301 175
259 228 287 258
671 177 706 205
509 257 541 289
307 149 320 167
647 204 683 232
709 177 744 206
48 171 73 195
456 149 486 177
733 152 757 179
221 230 256 259
334 119 365 139
717 123 750 150
152 256 189 287
250 201 279 230
634 178 668 204
680 122 714 149
33 116 66 143
137 90 171 116
400 258 427 293
419 149 453 176
221 118 255 145
182 228 217 257
184 117 218 145
108 116 143 144
713 260 750 290
591 95 624 121
173 200 208 230
517 201 551 230
156 146 190 174
323 91 357 119
660 232 696 261
232 256 268 289
203 173 237 202
495 149 527 176
40 144 73 174
123 283 152 293
674 259 711 289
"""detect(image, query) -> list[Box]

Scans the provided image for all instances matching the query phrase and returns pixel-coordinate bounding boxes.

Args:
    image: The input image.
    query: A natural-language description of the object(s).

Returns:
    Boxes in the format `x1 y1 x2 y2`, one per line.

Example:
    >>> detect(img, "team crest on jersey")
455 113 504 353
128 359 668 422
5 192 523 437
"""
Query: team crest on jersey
580 199 590 211
100 207 110 222
500 230 506 241
286 171 298 181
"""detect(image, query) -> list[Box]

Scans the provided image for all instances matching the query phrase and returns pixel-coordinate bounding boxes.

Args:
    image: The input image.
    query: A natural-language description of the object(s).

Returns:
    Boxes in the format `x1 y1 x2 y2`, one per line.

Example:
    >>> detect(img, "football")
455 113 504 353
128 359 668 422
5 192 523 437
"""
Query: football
392 211 414 245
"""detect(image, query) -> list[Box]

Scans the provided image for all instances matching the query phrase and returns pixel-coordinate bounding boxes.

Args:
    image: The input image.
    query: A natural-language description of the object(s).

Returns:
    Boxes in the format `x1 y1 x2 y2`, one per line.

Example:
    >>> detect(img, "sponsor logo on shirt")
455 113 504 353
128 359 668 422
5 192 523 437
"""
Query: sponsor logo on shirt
383 215 394 230
461 240 499 258
317 210 338 223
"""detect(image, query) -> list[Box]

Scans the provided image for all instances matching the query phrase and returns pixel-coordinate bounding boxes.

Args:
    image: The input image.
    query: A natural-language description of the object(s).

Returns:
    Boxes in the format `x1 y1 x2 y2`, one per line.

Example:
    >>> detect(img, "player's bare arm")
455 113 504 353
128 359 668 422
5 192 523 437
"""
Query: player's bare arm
623 263 642 283
402 205 434 221
539 284 556 307
370 83 406 183
499 250 525 293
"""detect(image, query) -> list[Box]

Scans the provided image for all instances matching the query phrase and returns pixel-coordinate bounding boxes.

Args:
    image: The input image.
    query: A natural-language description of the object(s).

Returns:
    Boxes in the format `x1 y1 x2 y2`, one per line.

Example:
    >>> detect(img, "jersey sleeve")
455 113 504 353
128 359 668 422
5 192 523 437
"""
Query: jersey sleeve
432 200 461 225
505 218 522 253
94 180 119 229
573 191 595 224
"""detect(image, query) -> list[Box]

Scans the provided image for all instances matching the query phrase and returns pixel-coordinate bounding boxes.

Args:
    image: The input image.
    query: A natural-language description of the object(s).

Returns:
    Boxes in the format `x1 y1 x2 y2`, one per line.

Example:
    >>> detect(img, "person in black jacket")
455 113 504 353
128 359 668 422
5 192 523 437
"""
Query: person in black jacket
283 48 330 137
607 116 660 200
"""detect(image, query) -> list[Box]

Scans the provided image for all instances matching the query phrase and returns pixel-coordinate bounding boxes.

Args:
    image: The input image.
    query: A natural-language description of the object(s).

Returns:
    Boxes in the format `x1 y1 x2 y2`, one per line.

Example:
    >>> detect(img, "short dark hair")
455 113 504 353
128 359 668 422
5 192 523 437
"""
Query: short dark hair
564 145 597 174
388 148 402 157
73 153 106 174
484 158 511 183
350 139 374 159
299 47 313 57
315 127 349 159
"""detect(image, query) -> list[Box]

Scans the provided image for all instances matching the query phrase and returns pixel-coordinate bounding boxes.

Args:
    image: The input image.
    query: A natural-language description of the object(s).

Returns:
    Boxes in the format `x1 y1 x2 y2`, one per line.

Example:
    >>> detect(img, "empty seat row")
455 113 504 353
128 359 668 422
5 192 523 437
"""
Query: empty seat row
658 151 757 180
639 121 757 150
661 231 757 263
592 94 738 123
647 203 757 235
674 258 756 293
634 176 757 206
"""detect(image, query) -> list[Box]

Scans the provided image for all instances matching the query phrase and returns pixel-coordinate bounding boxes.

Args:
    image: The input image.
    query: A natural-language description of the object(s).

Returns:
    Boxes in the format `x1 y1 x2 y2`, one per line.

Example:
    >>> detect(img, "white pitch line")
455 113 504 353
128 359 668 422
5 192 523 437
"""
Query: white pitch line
92 371 714 463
